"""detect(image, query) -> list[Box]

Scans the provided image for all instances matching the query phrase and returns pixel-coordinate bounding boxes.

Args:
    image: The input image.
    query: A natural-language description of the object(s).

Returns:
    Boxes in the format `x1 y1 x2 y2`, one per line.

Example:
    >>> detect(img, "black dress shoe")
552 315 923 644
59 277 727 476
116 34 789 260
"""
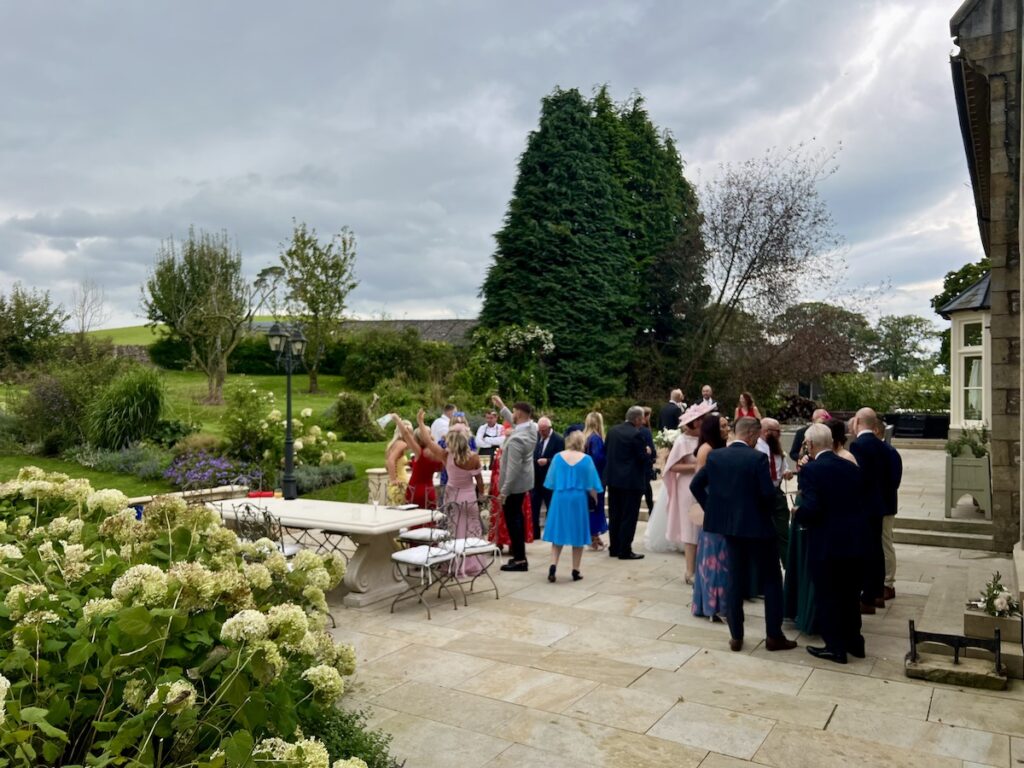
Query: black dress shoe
500 560 528 572
619 552 645 560
729 637 743 652
848 641 866 659
807 646 847 664
608 551 620 558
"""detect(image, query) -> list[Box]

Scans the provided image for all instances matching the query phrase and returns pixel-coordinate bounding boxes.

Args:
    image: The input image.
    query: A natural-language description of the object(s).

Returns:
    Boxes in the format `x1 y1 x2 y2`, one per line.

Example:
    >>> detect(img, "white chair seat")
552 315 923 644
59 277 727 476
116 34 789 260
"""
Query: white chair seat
392 545 456 566
399 528 450 543
446 537 497 555
279 543 302 558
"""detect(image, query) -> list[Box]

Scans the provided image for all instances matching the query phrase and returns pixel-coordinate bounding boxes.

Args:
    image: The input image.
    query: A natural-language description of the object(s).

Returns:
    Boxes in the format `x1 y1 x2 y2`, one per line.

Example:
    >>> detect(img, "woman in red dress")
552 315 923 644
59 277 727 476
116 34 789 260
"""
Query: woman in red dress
487 426 533 552
388 414 443 508
734 391 762 421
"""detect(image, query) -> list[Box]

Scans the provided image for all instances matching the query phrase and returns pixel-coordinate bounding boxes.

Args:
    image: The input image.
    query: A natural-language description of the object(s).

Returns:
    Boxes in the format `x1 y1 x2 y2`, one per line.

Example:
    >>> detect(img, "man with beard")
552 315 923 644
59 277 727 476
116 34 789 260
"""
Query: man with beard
756 417 792 564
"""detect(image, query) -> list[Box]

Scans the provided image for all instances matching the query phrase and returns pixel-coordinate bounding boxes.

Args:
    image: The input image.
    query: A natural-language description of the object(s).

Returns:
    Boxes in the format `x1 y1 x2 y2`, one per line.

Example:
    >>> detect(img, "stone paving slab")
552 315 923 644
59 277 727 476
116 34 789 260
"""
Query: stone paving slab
331 530 1024 767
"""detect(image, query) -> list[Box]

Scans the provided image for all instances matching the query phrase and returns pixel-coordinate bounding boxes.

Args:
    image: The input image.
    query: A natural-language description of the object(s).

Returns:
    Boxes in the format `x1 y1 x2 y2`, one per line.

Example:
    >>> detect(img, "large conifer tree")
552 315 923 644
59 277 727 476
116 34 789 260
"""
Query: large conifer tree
479 87 704 404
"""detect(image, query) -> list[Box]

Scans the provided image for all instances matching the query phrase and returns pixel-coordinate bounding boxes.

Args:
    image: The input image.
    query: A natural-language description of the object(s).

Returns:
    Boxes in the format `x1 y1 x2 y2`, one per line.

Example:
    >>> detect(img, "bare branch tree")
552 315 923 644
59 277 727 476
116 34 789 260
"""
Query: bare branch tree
684 143 845 386
69 279 110 339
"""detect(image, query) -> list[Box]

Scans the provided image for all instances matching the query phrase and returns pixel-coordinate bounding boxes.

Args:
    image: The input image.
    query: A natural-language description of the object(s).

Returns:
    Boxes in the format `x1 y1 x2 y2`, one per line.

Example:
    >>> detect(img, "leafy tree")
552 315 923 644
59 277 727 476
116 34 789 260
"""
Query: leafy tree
277 220 358 393
0 283 68 374
930 257 990 373
479 87 634 404
867 314 939 380
142 227 274 403
686 145 843 387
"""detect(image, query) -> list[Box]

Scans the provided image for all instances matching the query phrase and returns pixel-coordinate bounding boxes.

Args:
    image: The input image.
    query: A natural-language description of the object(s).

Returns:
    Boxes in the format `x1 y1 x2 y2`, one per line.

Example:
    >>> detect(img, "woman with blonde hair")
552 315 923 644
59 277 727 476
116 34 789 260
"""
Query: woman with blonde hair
582 411 608 550
416 410 487 575
543 429 603 582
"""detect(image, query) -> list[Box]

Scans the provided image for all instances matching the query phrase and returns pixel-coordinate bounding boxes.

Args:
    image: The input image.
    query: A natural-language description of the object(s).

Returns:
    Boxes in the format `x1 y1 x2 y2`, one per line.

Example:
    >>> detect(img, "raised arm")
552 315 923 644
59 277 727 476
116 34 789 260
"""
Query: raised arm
390 413 423 459
492 394 514 424
415 408 446 462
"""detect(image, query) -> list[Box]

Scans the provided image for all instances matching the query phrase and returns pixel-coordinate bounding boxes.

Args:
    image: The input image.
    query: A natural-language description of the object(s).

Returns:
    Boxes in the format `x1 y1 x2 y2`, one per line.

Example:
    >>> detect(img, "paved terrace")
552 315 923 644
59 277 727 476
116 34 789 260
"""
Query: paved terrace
328 536 1020 768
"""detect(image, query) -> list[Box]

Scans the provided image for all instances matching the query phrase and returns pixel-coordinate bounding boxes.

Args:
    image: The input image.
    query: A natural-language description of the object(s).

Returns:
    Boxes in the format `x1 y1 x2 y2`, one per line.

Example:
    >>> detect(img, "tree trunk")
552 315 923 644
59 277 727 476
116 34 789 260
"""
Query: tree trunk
205 360 228 404
307 367 319 394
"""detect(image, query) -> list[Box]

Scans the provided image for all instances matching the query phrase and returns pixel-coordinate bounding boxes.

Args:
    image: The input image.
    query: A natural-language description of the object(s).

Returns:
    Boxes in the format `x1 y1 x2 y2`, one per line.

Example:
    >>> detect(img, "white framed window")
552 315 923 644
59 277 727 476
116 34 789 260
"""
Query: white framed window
950 313 988 427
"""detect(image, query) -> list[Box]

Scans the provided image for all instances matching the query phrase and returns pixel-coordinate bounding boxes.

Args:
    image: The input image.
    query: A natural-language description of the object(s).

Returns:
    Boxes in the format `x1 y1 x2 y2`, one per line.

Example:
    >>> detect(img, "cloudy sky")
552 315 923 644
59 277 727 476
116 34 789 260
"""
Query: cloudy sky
0 0 984 329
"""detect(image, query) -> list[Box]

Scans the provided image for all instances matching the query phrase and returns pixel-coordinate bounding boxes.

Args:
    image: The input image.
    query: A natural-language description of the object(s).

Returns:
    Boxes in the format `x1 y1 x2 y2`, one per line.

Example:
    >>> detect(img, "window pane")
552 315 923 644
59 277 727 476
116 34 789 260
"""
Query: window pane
963 322 983 347
963 355 983 421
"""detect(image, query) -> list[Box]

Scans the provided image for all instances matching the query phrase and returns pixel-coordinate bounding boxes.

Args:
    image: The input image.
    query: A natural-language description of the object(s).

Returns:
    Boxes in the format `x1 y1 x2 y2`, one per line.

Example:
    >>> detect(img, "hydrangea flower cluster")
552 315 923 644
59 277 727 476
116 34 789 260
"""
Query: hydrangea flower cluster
146 679 198 715
111 564 168 607
301 664 345 700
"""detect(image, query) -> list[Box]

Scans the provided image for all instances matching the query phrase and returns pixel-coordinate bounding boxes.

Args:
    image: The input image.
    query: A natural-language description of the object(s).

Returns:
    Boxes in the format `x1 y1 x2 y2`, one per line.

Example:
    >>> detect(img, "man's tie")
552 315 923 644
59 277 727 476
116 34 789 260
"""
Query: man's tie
769 454 778 482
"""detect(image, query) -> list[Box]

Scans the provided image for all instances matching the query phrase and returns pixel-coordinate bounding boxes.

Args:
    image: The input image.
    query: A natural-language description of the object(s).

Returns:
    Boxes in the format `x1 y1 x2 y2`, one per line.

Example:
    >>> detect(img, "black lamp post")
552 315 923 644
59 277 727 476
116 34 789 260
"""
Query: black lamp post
267 322 307 500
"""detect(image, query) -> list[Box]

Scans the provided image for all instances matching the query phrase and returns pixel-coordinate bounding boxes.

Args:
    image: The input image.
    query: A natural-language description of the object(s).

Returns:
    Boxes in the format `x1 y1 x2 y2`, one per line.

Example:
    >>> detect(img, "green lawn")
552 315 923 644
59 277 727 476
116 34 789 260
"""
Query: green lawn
86 324 165 346
0 455 174 498
304 441 387 503
162 371 355 435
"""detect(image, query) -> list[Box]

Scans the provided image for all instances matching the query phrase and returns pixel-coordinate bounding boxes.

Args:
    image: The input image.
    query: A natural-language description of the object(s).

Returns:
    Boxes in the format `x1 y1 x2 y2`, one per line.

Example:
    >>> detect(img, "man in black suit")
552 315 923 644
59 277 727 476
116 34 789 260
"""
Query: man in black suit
874 420 903 601
603 406 649 560
794 423 868 664
848 407 893 614
691 417 797 653
788 408 831 463
658 389 685 430
531 416 564 536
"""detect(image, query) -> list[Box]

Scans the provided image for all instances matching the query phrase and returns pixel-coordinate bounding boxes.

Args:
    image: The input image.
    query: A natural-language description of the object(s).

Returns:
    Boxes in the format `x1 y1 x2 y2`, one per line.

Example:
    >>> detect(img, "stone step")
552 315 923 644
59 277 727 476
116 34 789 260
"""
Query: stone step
896 517 994 534
906 652 1008 689
891 438 946 451
893 527 996 551
919 640 1023 679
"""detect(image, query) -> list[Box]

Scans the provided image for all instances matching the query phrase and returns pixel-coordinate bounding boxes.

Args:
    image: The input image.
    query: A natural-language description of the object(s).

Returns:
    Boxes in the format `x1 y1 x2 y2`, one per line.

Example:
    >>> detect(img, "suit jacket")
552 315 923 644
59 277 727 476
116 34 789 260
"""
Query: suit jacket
848 432 892 518
789 425 809 462
640 426 657 480
603 422 648 491
659 402 682 430
533 430 565 490
690 442 776 539
794 451 868 561
498 407 537 496
884 442 902 517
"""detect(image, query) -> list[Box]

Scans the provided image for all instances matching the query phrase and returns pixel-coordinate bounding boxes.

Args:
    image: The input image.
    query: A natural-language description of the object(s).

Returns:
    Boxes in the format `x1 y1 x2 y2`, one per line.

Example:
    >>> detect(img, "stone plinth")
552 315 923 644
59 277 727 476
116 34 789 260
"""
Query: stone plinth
905 653 1007 690
964 607 1022 643
365 468 389 506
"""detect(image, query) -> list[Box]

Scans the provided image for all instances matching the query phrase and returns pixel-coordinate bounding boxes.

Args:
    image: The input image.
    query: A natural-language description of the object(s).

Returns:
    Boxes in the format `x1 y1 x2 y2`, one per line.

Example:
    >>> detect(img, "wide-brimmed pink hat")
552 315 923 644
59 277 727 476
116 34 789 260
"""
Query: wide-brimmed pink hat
679 402 715 428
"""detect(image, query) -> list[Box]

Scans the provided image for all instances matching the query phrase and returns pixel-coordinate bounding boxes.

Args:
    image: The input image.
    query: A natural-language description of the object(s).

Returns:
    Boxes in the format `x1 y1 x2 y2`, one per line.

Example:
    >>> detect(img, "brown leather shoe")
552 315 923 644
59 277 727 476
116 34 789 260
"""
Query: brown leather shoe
883 586 896 601
729 637 743 652
765 636 798 651
860 602 876 615
874 597 886 608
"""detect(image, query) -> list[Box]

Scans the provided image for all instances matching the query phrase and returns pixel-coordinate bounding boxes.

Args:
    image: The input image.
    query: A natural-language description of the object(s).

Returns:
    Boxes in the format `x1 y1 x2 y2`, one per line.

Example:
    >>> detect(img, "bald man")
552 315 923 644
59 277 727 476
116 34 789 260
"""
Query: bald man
757 417 792 563
532 416 564 536
789 408 831 462
849 407 894 614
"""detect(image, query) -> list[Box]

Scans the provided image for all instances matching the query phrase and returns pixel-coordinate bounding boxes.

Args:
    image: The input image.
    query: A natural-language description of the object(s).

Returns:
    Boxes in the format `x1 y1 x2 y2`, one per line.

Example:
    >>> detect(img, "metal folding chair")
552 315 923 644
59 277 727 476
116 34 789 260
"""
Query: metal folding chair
438 495 501 606
232 503 302 558
390 509 461 620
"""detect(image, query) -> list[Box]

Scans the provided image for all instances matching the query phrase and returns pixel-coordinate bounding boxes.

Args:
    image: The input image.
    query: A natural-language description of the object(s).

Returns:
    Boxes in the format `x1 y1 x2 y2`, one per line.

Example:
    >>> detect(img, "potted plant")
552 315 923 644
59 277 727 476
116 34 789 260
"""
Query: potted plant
965 571 1022 644
944 426 992 519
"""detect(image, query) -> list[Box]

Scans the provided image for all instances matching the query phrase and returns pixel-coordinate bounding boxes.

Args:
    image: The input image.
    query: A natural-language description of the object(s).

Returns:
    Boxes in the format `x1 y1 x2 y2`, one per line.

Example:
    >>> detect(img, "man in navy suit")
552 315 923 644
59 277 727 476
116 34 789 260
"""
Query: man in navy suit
794 424 869 664
848 407 893 614
604 406 650 560
691 417 797 653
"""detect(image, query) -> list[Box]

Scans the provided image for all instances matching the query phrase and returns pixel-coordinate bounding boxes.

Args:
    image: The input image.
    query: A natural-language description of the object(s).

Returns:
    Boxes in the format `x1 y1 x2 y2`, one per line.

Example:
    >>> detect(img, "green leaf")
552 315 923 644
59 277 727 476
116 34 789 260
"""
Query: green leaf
223 729 254 766
115 605 154 637
66 637 94 667
19 707 67 741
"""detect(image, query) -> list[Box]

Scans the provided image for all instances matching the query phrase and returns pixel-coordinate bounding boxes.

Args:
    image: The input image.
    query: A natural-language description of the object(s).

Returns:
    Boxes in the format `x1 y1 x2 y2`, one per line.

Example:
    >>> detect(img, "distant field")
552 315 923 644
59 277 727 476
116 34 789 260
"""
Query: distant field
86 324 164 346
87 317 281 348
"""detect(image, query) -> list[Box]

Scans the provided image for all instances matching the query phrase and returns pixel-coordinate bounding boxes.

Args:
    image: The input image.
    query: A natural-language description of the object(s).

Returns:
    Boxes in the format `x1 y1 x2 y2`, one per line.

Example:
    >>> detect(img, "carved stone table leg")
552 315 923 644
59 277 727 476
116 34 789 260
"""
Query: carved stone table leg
341 531 405 607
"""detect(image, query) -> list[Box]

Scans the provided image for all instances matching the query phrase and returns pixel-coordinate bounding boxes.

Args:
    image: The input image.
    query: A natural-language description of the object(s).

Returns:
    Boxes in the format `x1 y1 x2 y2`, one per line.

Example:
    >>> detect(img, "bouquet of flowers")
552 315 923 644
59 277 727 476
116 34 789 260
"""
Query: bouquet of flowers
654 428 680 450
968 571 1021 617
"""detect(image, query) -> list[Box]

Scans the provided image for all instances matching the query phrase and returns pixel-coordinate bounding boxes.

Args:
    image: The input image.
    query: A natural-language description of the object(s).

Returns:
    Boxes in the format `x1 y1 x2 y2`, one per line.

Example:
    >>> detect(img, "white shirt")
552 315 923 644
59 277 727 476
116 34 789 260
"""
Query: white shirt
755 437 786 487
476 423 505 449
430 415 450 442
857 429 872 437
702 398 717 408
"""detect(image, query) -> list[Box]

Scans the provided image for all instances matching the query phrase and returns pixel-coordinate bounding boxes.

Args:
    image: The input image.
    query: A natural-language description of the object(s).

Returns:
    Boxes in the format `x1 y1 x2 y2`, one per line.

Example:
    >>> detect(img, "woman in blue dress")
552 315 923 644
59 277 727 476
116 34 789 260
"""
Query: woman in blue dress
543 430 604 583
583 411 608 551
691 413 731 620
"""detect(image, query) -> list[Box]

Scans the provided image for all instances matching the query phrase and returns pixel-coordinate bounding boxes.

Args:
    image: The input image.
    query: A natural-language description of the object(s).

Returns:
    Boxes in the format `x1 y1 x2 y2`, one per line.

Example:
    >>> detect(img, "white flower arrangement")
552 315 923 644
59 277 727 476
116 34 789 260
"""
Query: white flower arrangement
654 428 681 449
968 571 1022 618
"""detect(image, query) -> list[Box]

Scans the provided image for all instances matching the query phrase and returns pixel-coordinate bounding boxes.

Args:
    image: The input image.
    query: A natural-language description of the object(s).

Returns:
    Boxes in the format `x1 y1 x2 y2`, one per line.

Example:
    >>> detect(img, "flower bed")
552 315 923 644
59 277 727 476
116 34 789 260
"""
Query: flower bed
0 466 390 767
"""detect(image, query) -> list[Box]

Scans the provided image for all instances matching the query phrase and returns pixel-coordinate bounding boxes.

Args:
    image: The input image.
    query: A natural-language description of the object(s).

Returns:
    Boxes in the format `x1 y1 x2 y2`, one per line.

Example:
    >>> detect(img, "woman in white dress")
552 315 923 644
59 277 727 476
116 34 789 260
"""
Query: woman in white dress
644 403 713 574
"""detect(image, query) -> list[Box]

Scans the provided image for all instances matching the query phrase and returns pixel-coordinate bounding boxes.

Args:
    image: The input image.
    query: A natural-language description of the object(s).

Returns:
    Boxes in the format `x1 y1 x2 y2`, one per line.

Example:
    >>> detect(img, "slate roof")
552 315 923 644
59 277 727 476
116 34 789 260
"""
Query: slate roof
938 271 991 318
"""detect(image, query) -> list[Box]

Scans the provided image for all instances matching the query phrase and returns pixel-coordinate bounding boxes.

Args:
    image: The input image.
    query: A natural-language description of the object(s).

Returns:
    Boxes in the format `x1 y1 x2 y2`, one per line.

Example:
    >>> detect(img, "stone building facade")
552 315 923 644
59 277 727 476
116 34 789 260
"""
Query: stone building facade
950 0 1022 551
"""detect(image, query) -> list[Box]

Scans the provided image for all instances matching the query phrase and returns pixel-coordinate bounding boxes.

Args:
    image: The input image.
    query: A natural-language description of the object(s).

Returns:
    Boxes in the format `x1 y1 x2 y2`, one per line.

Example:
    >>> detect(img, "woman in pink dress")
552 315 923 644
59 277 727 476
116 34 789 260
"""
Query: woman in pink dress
663 403 712 582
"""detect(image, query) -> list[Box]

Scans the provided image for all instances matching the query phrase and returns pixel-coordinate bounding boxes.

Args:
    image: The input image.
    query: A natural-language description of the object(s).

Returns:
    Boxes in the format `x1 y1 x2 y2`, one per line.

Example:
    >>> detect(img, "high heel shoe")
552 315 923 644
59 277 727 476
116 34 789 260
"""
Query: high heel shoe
548 565 557 583
572 570 583 582
684 572 695 585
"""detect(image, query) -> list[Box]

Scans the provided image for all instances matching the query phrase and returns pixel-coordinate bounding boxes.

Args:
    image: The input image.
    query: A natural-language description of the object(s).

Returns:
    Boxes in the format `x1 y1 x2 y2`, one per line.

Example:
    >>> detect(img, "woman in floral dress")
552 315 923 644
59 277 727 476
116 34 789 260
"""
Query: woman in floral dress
691 413 730 620
487 431 534 551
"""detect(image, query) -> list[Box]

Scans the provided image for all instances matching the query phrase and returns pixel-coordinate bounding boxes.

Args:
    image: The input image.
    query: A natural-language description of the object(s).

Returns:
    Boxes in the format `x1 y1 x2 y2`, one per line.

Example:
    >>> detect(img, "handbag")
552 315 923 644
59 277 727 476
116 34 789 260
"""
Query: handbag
688 502 705 527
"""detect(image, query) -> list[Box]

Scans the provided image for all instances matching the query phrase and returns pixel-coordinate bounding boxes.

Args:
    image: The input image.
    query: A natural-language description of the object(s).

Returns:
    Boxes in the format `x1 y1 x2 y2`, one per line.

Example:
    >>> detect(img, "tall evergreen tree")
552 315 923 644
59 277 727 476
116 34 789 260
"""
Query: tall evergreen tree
479 88 634 404
479 87 705 405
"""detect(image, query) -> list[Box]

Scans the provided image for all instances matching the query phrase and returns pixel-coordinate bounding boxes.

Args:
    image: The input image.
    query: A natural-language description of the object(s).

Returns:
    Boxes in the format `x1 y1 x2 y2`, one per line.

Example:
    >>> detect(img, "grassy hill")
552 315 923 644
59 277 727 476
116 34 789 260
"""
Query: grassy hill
85 317 280 347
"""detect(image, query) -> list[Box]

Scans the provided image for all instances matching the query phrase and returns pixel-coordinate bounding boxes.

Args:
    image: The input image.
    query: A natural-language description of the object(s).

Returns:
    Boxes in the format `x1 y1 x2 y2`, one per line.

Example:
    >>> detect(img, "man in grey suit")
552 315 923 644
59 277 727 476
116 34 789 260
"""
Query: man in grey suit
493 394 537 572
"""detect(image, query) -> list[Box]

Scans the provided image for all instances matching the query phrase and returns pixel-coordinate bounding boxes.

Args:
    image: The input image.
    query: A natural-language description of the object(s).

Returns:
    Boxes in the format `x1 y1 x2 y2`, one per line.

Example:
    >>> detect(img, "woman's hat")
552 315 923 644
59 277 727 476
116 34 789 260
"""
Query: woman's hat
679 402 715 427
